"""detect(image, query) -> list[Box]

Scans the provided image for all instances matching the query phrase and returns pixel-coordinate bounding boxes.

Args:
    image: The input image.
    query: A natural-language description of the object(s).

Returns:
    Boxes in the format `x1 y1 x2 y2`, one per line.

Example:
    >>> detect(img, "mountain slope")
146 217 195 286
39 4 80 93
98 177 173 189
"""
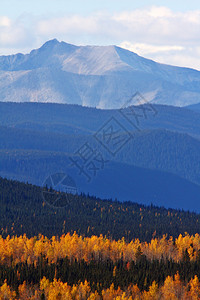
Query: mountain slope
2 176 200 241
1 102 200 138
1 125 200 186
186 102 200 112
1 39 200 108
1 149 200 212
1 102 200 187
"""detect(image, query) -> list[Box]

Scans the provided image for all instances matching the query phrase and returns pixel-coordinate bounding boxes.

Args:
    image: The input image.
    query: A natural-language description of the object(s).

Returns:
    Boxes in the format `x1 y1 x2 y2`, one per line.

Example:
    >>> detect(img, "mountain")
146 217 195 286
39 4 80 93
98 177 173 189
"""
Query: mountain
1 102 200 138
1 102 200 211
186 102 200 112
1 102 200 199
1 125 200 186
2 150 200 212
0 39 200 108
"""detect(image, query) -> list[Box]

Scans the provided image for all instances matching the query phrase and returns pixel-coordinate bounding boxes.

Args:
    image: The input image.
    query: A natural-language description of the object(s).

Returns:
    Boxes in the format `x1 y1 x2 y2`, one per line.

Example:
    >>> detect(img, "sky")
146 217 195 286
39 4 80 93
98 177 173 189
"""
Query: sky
1 0 200 70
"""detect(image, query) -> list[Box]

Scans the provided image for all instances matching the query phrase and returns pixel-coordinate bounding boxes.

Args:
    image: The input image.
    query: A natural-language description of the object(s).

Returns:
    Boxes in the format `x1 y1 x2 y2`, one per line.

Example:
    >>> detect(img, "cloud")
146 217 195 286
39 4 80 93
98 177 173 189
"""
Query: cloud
111 7 200 44
0 16 11 27
0 6 200 70
119 42 184 55
119 42 200 70
0 16 33 48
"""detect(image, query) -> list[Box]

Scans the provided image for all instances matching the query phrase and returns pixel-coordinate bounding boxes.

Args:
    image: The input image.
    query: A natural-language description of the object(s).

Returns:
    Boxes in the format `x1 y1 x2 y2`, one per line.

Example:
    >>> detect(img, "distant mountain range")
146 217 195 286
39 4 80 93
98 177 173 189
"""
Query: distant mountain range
0 39 200 108
1 102 200 211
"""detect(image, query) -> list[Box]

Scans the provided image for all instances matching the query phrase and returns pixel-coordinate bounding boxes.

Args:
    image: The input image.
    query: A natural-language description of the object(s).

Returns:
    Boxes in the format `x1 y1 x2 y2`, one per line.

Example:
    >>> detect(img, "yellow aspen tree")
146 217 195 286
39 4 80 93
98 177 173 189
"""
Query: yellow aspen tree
161 276 178 300
0 280 16 300
187 275 200 300
173 273 185 299
147 280 159 299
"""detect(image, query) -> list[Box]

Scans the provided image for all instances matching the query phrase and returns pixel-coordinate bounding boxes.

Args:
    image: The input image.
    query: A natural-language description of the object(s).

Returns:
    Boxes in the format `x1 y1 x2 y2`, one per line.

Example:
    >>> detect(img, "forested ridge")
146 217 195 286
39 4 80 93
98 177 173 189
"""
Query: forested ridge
1 127 200 187
1 176 200 241
2 101 200 211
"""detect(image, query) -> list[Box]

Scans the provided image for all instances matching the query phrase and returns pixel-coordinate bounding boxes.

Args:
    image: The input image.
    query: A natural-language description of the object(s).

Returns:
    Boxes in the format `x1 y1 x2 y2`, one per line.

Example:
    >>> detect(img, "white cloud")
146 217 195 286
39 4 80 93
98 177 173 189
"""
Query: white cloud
34 7 200 48
0 16 11 27
148 6 172 18
0 6 200 69
0 16 33 48
0 26 25 45
153 52 200 70
119 42 184 55
111 7 200 44
118 42 200 70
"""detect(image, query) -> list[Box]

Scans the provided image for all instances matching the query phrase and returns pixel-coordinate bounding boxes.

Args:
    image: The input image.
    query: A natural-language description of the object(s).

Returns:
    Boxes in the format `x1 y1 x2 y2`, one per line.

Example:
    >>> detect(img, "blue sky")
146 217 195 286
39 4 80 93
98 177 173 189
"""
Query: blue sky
1 0 200 69
1 0 200 16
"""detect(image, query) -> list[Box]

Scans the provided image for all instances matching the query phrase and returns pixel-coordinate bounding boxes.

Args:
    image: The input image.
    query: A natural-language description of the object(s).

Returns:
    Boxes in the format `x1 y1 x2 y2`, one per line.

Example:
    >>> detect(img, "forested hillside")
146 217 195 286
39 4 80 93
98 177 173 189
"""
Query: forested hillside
1 102 200 137
1 176 200 241
1 127 200 186
1 233 200 298
1 102 200 211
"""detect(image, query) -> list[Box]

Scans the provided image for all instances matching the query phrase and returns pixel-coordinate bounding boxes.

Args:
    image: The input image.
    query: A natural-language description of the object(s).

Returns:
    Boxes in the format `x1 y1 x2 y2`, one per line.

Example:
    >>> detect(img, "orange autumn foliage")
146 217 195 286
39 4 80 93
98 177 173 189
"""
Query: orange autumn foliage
0 275 199 299
0 232 200 266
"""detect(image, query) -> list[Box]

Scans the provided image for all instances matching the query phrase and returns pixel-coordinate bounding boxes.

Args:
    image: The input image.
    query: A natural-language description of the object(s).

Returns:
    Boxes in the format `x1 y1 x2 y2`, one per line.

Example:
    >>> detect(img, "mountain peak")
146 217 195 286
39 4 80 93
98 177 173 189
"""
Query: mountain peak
0 40 200 108
38 39 62 52
36 39 77 57
41 38 60 47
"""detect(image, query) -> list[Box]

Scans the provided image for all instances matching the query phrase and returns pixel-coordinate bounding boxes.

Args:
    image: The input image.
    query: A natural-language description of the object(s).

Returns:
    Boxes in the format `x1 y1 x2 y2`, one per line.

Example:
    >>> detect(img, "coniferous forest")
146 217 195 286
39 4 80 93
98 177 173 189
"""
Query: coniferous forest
0 176 200 241
1 233 200 298
1 177 200 298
